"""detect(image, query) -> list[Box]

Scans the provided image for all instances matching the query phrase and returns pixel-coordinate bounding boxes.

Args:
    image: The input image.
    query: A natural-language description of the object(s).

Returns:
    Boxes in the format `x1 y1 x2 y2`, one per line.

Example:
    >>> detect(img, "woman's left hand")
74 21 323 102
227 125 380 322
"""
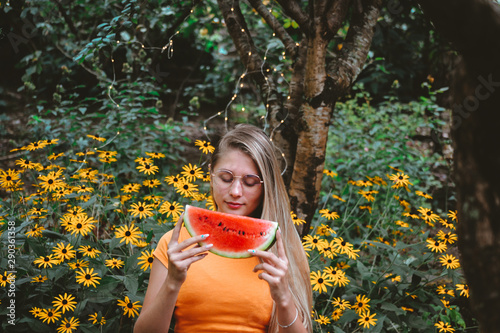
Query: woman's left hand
249 229 292 306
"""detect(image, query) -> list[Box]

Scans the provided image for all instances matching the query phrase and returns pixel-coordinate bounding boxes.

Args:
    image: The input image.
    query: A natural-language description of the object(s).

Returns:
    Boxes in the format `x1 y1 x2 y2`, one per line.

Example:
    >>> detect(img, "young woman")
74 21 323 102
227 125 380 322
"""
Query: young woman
134 124 312 332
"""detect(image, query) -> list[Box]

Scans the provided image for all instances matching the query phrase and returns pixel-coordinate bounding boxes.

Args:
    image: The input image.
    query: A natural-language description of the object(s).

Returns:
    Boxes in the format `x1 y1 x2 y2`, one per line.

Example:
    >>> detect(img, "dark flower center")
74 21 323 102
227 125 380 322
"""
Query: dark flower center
127 303 133 308
85 274 91 279
125 231 131 237
318 278 324 283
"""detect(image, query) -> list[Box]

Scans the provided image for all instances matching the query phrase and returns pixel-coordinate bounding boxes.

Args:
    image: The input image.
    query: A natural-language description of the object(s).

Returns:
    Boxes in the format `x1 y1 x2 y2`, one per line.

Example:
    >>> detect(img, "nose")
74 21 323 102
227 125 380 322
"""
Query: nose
229 178 243 197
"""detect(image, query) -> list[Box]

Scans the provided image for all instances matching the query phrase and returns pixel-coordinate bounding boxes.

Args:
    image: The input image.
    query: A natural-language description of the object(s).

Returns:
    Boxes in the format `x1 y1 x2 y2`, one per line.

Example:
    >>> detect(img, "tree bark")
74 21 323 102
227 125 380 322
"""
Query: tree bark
217 0 381 236
417 1 500 332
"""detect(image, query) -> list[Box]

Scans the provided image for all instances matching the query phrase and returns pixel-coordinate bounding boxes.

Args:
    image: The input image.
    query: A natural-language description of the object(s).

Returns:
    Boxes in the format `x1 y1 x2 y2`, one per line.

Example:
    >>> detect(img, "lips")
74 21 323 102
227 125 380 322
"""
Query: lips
225 201 244 209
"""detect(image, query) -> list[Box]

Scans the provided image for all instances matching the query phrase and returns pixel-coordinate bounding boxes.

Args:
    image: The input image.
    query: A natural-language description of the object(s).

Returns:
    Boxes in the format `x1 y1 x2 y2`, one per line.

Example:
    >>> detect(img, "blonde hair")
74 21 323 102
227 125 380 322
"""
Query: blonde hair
210 124 313 333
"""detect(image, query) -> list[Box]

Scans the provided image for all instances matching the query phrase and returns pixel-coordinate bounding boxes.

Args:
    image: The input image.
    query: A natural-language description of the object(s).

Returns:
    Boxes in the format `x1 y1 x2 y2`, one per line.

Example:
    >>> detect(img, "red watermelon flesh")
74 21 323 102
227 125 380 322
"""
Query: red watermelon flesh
183 205 279 259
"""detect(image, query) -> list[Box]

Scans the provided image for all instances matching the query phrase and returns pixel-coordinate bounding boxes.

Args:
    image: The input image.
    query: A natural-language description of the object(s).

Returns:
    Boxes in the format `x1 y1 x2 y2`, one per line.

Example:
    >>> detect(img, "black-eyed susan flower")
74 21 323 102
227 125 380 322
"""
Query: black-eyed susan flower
331 297 351 310
39 308 62 324
194 140 215 154
332 237 360 259
15 158 40 170
290 211 305 225
67 259 89 270
205 195 216 211
316 223 335 236
181 163 203 182
164 174 182 186
0 169 20 188
426 238 447 253
439 254 460 269
388 172 412 189
418 207 440 225
121 183 141 193
142 179 161 188
440 218 456 230
359 205 372 214
323 169 337 178
75 268 101 287
319 241 337 260
357 311 377 329
34 254 59 268
48 152 65 161
78 245 101 258
38 171 66 192
56 317 80 333
27 207 48 216
43 138 59 145
52 243 76 262
302 235 327 251
136 162 159 175
331 308 343 321
117 296 142 318
314 314 331 325
358 189 378 202
96 150 117 159
30 307 43 318
324 266 349 287
52 293 77 313
352 294 371 315
331 194 346 202
66 206 85 218
456 284 469 298
88 312 106 325
129 202 155 219
66 216 95 237
437 230 458 245
0 271 14 287
31 275 48 283
319 208 340 220
310 271 333 294
158 201 183 219
105 258 125 269
448 210 458 221
175 179 199 198
134 156 153 164
24 140 48 151
435 321 455 332
355 179 373 187
395 220 409 228
146 151 166 159
87 134 106 142
115 224 142 244
415 190 433 199
25 224 45 237
137 250 154 271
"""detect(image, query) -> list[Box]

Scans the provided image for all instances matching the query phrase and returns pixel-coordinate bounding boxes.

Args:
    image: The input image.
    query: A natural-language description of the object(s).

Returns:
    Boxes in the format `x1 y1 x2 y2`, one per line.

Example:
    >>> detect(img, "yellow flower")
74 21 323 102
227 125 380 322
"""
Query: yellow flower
138 250 155 271
136 162 159 175
88 312 106 325
142 179 161 188
115 224 142 244
357 311 377 329
25 224 45 237
437 230 458 245
302 235 327 250
352 294 371 315
34 254 59 268
310 271 333 294
56 317 80 333
415 190 433 199
48 152 65 160
324 266 350 287
447 210 458 222
31 275 48 283
38 170 66 191
319 209 340 220
290 211 305 225
52 293 77 313
117 296 142 318
331 308 343 321
78 245 101 258
426 238 447 253
0 169 21 188
87 134 106 142
129 202 155 219
332 194 346 202
158 201 184 219
175 178 199 198
146 151 166 159
388 172 412 189
323 169 337 178
181 163 204 182
418 207 440 225
23 140 48 151
75 268 101 287
439 254 460 269
316 223 335 236
121 183 141 193
0 271 15 287
165 174 182 186
331 297 351 310
105 258 125 269
194 140 215 154
39 308 62 324
52 243 76 262
67 259 89 270
435 321 455 332
314 314 331 325
456 284 469 298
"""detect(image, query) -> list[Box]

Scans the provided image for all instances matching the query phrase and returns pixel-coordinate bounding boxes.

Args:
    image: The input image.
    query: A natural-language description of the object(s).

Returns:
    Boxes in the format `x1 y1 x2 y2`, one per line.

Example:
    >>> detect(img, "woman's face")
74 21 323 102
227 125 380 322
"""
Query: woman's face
211 148 264 217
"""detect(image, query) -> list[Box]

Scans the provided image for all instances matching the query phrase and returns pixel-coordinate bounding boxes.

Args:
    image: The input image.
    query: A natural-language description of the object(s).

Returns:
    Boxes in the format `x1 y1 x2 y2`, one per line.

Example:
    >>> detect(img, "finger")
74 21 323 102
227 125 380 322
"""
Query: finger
175 243 213 261
248 249 286 267
170 213 184 245
253 262 283 276
276 228 287 261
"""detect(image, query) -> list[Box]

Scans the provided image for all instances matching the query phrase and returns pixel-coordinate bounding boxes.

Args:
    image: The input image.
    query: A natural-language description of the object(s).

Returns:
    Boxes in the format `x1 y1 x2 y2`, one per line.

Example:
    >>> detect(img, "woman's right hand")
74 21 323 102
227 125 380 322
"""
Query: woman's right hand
166 214 212 286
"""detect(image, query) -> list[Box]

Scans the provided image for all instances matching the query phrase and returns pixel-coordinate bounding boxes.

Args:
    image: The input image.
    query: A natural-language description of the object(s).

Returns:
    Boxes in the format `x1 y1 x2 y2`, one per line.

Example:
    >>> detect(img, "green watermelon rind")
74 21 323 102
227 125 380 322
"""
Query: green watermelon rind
183 205 278 259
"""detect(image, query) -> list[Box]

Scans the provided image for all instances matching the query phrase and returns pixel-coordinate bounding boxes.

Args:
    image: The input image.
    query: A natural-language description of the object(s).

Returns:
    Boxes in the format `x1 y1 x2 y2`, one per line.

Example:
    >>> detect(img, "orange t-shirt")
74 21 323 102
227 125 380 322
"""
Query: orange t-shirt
154 227 273 332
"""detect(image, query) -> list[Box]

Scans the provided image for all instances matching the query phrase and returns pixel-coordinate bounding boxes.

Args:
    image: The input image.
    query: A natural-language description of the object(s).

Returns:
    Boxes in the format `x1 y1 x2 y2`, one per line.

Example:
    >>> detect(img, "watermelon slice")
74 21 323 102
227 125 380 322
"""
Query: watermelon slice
183 205 279 259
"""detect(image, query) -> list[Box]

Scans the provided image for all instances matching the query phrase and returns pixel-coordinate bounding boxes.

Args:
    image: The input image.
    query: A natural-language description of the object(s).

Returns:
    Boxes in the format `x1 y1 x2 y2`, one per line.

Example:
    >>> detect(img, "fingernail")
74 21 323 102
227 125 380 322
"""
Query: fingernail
248 249 256 253
201 234 210 239
205 244 213 249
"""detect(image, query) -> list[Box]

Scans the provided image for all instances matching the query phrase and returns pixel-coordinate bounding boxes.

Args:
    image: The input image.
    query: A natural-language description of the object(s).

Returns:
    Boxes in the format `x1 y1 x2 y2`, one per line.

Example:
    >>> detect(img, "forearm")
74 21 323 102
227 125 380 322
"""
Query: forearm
277 299 307 333
134 277 181 333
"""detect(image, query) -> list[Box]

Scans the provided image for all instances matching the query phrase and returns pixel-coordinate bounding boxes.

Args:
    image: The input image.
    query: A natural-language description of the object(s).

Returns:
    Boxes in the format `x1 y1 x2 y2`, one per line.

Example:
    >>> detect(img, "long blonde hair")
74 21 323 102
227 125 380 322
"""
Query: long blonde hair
210 124 313 333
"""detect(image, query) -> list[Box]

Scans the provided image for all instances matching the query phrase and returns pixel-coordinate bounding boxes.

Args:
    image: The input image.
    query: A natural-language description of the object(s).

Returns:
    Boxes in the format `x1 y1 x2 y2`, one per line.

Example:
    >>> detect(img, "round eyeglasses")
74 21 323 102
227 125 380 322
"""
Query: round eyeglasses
212 170 263 189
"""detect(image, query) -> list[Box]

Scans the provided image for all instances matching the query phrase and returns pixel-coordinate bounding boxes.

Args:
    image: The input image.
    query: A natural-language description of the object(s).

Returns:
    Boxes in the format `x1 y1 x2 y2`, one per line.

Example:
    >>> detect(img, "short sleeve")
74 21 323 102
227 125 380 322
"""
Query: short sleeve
153 229 174 269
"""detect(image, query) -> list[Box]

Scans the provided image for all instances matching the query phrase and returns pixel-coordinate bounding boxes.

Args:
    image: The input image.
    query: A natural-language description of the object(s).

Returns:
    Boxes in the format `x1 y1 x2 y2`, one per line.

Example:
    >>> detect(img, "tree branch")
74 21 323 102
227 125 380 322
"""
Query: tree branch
327 0 382 95
274 0 310 34
324 0 352 38
165 0 202 37
247 0 297 57
52 0 79 37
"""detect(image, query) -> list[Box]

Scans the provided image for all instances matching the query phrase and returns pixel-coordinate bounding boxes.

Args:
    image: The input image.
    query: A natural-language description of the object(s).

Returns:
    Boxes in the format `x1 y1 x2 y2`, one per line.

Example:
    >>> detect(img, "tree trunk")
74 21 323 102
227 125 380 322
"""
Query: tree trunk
417 1 500 331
